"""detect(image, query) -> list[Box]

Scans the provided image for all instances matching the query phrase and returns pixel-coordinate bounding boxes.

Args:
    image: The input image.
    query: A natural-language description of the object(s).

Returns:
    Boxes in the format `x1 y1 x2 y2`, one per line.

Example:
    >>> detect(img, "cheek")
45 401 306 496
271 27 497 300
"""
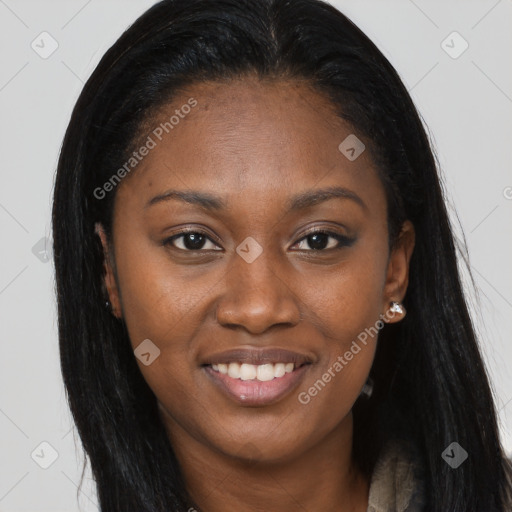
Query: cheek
294 283 381 437
113 240 217 350
303 241 388 347
111 240 221 409
292 240 386 412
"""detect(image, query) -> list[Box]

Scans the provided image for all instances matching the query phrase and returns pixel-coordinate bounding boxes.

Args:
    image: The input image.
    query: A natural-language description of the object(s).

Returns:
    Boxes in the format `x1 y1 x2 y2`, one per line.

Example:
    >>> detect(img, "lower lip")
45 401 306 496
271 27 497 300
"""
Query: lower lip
203 364 311 406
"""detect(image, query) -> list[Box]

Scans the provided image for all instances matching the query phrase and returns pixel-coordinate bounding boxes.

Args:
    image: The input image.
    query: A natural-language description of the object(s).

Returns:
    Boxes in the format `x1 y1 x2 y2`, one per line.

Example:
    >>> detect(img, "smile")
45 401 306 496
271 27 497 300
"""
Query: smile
203 362 311 406
210 362 297 381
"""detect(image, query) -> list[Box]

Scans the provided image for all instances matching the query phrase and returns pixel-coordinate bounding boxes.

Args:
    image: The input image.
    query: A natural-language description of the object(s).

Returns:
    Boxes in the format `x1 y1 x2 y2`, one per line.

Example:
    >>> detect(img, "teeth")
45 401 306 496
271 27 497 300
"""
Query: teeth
274 363 286 378
228 362 240 378
240 363 257 380
257 364 275 381
210 362 298 381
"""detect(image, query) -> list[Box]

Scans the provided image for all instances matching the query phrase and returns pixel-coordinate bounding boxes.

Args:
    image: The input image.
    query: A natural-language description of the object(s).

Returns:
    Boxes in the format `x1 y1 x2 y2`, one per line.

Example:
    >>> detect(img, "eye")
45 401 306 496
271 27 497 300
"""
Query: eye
291 229 355 251
163 228 355 253
164 230 222 251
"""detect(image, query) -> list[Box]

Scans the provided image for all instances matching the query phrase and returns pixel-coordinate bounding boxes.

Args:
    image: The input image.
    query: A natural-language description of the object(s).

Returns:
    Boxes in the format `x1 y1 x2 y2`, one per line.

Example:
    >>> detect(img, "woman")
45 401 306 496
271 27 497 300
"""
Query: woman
51 0 512 510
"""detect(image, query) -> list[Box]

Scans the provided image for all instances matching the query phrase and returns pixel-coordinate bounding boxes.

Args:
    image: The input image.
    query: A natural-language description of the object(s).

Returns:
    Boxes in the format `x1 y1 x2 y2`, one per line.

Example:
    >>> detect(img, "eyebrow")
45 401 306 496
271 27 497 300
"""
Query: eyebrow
146 190 225 210
145 186 367 212
288 186 367 212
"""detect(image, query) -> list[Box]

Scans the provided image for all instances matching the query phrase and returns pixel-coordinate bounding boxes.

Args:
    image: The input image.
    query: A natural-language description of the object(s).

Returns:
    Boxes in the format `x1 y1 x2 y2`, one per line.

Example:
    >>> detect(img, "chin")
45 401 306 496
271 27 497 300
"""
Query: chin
211 426 309 465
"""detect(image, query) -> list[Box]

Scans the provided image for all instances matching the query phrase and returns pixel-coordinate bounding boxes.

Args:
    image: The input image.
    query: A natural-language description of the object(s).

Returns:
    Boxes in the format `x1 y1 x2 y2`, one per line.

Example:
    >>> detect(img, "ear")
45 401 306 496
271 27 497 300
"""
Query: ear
95 222 122 319
382 220 415 323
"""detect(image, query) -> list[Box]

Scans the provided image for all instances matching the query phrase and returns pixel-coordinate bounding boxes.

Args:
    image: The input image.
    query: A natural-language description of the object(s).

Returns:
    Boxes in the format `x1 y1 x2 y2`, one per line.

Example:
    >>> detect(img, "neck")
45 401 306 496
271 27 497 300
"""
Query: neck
161 409 369 512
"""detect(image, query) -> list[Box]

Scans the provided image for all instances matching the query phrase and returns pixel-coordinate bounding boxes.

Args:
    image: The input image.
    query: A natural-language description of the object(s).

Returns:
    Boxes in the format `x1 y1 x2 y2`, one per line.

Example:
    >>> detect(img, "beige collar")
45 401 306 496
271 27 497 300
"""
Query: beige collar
366 439 425 512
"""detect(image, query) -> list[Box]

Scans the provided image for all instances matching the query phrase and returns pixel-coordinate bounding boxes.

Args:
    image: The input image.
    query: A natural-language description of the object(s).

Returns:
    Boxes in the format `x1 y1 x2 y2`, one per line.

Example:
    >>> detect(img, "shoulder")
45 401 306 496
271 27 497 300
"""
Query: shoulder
366 438 426 512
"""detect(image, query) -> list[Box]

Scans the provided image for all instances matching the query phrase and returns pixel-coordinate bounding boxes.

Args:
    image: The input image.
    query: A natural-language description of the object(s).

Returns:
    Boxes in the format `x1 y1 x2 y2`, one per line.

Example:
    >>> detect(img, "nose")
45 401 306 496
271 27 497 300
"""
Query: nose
215 250 302 334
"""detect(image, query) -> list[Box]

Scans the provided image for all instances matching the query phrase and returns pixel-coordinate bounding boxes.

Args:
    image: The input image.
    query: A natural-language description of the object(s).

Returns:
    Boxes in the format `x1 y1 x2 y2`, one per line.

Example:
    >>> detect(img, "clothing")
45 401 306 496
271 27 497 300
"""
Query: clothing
366 439 426 512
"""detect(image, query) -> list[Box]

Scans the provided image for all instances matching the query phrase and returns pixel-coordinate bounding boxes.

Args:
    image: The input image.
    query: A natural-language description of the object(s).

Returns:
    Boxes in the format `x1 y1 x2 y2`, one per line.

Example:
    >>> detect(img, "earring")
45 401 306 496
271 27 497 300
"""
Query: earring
359 377 374 399
390 301 405 316
105 300 111 310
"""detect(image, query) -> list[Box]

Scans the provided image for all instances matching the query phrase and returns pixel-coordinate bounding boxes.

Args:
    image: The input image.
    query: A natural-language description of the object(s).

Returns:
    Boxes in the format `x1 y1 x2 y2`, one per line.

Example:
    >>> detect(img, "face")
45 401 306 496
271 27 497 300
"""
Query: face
97 76 414 465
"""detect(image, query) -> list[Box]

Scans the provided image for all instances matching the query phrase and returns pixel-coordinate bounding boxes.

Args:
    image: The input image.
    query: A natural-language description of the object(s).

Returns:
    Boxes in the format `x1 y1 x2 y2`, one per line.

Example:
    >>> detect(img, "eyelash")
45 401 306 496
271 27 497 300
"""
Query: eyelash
163 228 355 252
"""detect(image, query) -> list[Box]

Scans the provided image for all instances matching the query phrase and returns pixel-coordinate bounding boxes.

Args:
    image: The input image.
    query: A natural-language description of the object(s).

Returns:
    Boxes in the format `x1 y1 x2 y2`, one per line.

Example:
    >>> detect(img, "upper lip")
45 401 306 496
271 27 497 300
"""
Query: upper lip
202 347 313 367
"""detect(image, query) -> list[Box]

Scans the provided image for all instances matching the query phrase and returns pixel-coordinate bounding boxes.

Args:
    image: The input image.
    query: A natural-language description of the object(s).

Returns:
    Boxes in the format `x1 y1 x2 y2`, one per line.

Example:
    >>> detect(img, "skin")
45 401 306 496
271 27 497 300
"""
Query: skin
96 75 415 512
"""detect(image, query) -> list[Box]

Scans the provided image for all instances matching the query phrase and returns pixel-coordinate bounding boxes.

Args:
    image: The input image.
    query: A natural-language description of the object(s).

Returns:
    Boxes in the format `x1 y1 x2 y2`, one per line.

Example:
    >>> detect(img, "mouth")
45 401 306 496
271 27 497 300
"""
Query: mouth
209 361 305 380
202 361 312 406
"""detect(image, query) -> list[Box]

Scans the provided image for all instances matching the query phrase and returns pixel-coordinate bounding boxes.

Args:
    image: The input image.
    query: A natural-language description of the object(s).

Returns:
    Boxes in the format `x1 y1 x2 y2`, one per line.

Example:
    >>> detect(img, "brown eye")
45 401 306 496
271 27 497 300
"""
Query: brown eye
292 230 355 251
164 231 222 251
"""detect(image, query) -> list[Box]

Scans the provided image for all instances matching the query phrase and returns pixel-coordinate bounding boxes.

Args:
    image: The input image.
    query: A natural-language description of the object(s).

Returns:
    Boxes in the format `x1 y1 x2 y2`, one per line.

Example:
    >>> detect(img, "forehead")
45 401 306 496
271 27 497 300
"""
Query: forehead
114 76 384 214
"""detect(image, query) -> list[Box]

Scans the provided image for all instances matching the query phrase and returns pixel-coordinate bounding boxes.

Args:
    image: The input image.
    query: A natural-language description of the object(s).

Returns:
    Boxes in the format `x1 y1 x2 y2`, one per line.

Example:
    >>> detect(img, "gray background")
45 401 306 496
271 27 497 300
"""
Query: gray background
1 0 511 510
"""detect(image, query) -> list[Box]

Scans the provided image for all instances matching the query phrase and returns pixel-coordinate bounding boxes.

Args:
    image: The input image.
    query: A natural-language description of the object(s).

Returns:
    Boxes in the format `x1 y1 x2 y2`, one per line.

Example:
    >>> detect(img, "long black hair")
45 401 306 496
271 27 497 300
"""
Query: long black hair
52 0 512 510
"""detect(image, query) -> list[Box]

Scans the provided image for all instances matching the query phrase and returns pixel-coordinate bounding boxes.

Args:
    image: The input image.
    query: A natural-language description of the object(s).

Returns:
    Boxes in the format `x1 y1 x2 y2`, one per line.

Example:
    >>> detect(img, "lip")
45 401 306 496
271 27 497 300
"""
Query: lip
202 347 313 367
201 347 314 406
202 362 312 407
